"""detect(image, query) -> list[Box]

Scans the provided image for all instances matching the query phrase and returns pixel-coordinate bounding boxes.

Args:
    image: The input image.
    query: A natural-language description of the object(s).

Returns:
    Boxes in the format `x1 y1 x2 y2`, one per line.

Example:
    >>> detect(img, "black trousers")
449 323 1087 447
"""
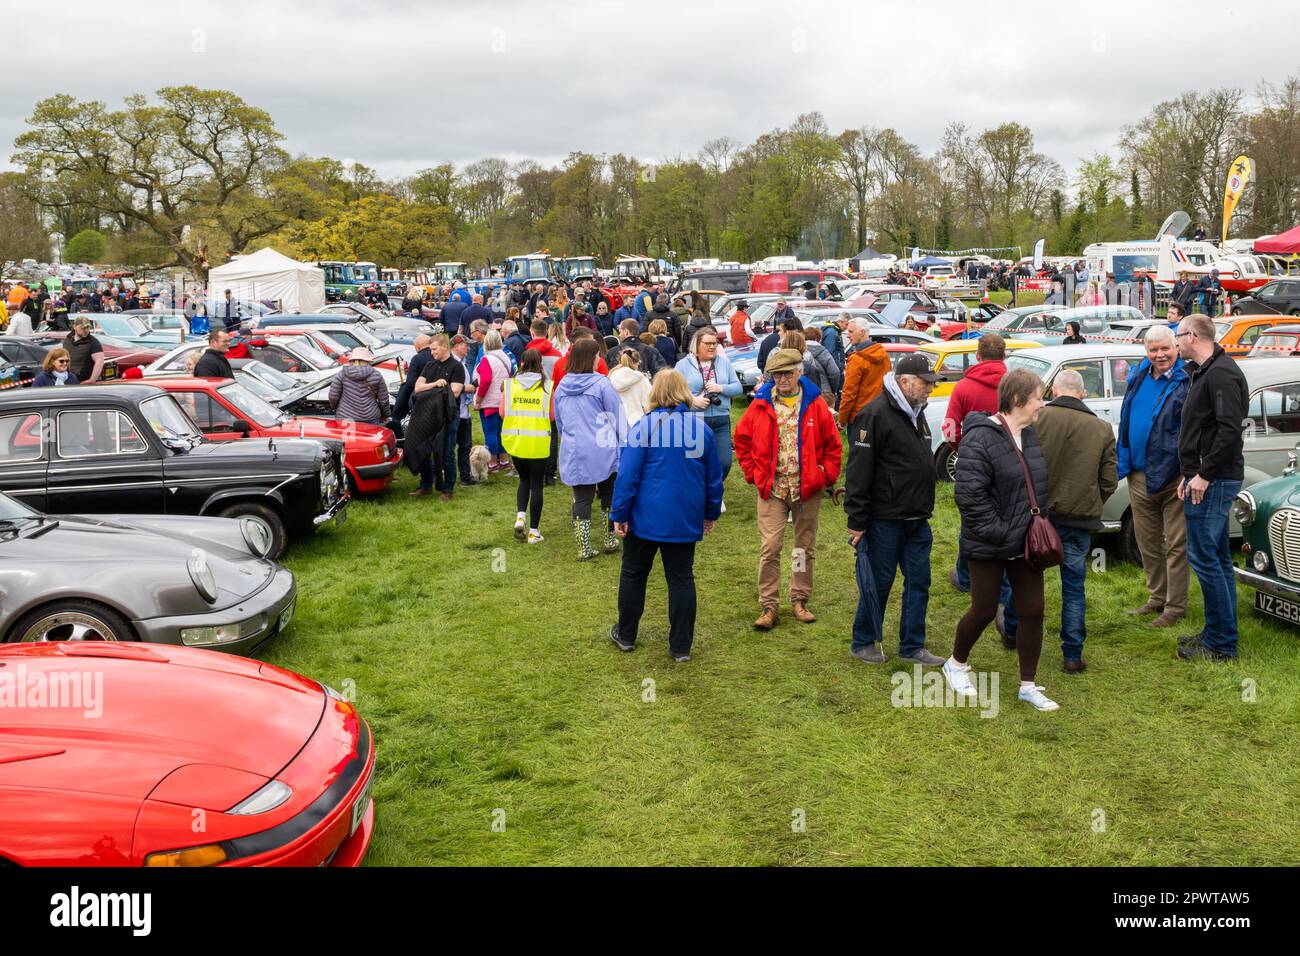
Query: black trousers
546 422 559 479
616 532 697 655
512 456 546 528
456 414 472 479
571 472 616 519
954 557 1045 682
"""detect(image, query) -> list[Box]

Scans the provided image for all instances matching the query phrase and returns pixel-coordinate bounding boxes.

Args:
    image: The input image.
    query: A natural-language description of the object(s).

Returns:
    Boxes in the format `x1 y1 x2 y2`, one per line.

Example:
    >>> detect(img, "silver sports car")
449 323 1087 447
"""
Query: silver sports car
0 492 296 653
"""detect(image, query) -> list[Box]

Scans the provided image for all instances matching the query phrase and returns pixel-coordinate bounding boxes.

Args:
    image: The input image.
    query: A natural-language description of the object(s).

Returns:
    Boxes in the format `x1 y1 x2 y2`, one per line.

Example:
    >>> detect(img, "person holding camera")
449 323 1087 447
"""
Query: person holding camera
676 327 742 499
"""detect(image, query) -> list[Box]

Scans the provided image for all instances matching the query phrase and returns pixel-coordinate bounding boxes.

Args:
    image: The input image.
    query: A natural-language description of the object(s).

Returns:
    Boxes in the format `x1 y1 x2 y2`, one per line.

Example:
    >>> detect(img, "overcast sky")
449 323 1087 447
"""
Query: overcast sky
3 0 1294 183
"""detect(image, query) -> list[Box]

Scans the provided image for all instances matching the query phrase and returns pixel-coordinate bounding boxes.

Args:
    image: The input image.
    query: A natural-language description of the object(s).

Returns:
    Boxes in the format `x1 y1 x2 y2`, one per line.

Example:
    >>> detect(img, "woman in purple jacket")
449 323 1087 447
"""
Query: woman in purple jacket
554 338 624 560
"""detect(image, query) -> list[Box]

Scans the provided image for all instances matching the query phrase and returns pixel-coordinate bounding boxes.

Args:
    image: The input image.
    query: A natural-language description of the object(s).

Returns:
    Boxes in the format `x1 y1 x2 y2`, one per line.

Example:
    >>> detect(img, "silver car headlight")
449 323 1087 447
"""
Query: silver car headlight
377 442 390 461
188 548 218 603
228 780 293 815
240 517 273 558
320 458 339 502
1233 490 1256 528
1253 550 1270 572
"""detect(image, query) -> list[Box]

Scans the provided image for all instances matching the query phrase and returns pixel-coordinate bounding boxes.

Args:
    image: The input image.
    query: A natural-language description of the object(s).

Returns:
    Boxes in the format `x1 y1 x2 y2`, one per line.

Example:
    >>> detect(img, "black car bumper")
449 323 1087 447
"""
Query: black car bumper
354 458 401 480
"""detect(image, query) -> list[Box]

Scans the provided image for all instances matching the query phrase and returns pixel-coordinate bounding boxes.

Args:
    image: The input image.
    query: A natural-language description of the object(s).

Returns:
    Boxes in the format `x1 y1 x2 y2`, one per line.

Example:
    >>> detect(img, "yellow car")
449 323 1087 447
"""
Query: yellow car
918 339 1043 398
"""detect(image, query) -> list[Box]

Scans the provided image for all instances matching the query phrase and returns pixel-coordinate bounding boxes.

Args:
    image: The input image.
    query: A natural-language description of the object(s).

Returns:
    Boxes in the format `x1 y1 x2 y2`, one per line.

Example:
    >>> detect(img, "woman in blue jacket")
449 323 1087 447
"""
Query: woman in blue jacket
608 370 724 662
674 327 742 495
554 338 624 560
32 348 79 387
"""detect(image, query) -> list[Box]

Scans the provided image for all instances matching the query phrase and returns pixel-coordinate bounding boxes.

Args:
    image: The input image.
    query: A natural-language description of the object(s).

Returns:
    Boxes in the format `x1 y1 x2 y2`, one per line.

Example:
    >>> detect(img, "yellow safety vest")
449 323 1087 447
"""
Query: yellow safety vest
501 377 552 458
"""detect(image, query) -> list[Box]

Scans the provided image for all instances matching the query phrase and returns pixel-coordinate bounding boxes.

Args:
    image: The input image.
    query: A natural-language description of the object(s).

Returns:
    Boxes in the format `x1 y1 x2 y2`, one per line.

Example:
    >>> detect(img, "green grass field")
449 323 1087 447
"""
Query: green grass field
264 399 1300 867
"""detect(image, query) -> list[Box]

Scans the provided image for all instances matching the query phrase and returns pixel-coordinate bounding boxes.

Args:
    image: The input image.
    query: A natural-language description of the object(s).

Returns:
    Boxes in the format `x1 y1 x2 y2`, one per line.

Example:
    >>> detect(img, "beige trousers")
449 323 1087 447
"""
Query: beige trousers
1128 470 1189 616
756 492 820 608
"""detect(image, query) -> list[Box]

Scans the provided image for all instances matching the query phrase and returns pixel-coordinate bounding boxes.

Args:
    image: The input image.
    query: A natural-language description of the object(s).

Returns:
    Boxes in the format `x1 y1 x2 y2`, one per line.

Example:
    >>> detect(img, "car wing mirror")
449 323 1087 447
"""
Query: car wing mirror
231 419 251 434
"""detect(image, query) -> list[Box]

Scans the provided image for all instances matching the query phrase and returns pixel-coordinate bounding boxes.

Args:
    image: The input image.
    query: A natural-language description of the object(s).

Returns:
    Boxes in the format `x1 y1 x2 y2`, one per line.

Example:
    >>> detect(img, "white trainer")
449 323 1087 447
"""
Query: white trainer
1018 684 1060 711
526 529 544 545
514 513 526 540
720 499 727 514
942 658 978 698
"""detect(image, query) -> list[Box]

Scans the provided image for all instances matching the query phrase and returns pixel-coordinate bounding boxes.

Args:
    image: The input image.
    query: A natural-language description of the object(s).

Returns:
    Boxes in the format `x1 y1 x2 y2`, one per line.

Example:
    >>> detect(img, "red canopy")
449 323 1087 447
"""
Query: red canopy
1255 226 1300 255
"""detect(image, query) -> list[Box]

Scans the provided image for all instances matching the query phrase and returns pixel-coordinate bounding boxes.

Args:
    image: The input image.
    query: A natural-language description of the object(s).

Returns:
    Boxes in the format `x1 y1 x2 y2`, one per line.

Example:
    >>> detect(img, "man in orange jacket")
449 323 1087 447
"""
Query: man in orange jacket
838 318 890 426
735 348 842 631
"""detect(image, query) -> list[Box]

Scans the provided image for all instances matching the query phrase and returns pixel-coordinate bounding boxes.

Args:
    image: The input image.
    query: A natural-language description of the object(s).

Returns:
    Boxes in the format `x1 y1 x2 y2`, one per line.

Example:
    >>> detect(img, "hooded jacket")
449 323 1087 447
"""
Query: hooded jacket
844 377 934 527
524 336 563 378
734 376 842 501
954 412 1050 560
1117 357 1189 494
1033 396 1118 529
610 406 724 543
943 358 1005 448
838 341 891 425
554 372 623 485
803 341 842 398
609 364 651 428
329 363 391 425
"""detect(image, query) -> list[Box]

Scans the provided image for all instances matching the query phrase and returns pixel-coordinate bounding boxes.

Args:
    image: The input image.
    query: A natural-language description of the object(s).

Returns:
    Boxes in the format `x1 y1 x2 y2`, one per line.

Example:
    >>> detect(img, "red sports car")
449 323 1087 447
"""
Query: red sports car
142 377 402 495
0 642 374 866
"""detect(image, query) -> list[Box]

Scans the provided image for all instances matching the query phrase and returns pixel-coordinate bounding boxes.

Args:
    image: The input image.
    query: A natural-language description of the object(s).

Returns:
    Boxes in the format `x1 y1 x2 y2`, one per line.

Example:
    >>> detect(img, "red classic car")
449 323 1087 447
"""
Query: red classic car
144 376 401 495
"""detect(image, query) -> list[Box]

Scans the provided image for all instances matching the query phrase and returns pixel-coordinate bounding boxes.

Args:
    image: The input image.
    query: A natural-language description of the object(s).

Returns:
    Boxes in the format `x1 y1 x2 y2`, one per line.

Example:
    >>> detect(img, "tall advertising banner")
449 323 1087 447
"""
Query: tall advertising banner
1032 238 1045 272
1222 156 1253 243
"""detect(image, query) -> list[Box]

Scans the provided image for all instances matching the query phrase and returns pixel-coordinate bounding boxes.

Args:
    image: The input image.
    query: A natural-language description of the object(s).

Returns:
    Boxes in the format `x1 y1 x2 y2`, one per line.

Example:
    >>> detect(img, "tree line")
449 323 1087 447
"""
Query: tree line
4 78 1298 278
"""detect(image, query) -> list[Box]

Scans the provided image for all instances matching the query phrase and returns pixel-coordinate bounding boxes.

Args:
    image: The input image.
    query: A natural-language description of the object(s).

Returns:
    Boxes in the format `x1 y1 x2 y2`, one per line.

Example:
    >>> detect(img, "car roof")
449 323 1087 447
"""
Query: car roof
1008 343 1145 361
920 339 1041 354
0 382 165 405
135 376 233 390
1241 357 1300 384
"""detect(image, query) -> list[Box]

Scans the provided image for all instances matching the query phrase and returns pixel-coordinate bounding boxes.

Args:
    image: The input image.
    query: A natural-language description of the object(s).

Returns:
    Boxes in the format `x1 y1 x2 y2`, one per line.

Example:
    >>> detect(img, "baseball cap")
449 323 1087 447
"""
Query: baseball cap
894 353 939 383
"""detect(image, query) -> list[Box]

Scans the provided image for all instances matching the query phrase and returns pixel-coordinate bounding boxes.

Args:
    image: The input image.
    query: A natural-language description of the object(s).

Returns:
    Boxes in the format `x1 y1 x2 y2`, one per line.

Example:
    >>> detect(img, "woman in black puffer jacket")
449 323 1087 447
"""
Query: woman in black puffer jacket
945 368 1061 713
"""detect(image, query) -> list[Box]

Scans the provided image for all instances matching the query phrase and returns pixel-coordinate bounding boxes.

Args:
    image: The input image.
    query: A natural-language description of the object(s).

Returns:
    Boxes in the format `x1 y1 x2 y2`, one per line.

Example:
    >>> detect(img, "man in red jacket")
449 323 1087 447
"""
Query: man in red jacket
735 348 843 630
941 332 1007 449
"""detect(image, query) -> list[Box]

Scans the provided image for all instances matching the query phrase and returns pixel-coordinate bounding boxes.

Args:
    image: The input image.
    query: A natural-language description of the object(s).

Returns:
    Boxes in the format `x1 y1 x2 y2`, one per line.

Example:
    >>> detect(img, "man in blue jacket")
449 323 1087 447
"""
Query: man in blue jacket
1117 325 1190 629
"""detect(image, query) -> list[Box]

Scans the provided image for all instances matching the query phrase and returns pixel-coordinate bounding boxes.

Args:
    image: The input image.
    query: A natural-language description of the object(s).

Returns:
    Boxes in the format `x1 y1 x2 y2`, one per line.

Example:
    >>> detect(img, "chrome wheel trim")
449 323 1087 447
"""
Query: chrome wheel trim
20 611 120 643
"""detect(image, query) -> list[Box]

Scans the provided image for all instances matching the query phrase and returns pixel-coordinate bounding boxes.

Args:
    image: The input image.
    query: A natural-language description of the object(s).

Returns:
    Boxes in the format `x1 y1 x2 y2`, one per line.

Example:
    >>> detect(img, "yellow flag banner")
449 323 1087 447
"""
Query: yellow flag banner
1222 156 1253 243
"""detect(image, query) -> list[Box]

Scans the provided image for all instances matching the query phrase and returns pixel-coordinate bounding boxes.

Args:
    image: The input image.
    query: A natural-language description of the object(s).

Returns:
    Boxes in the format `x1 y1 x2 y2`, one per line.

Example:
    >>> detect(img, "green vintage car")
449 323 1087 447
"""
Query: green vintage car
1234 442 1300 627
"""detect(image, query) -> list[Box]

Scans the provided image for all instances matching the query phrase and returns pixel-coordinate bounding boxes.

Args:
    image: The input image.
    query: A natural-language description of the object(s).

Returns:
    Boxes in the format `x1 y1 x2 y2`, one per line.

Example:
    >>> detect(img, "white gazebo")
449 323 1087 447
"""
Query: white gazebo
207 248 325 313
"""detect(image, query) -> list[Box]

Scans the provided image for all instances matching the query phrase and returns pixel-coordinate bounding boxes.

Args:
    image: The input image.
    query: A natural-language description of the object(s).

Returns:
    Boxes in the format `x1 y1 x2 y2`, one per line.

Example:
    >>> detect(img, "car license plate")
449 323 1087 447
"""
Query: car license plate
278 599 295 632
1254 590 1300 625
350 771 373 836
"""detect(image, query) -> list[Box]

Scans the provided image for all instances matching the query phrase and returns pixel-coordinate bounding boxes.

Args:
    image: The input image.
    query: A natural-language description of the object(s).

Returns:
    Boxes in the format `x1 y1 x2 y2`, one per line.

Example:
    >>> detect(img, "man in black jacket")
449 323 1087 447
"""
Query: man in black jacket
1174 313 1248 661
607 319 666 376
193 330 234 379
845 354 945 666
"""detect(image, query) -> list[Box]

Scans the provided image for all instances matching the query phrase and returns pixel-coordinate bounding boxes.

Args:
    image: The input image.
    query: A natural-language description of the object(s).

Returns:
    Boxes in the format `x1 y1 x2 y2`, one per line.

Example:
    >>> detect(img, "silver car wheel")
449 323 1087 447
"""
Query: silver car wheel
20 611 121 643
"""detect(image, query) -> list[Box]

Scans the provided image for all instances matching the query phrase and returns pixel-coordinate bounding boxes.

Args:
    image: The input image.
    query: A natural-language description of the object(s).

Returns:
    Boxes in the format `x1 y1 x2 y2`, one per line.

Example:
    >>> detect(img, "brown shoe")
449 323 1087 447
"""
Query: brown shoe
753 607 778 630
791 601 816 623
1063 659 1088 674
440 492 453 502
1127 601 1163 617
409 488 431 497
1149 611 1185 628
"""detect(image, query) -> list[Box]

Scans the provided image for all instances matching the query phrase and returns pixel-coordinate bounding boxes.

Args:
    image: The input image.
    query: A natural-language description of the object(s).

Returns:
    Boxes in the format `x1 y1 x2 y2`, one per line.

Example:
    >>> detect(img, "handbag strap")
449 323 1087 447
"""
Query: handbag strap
995 415 1042 516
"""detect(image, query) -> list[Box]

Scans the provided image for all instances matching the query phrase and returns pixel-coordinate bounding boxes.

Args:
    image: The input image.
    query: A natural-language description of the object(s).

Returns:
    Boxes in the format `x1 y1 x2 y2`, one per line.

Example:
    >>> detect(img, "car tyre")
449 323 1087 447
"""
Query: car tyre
1118 510 1141 565
935 444 957 483
9 599 135 644
217 501 288 560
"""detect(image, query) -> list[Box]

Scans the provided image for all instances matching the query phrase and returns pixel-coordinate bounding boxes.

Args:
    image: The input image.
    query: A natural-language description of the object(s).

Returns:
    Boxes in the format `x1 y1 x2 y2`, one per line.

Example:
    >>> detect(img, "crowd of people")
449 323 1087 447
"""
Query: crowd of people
389 275 1247 704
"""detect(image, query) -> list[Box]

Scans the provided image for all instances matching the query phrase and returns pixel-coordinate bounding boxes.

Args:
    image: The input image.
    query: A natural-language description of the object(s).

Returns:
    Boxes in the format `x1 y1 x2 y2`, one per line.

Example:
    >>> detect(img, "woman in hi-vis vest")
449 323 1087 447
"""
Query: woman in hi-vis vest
500 348 553 544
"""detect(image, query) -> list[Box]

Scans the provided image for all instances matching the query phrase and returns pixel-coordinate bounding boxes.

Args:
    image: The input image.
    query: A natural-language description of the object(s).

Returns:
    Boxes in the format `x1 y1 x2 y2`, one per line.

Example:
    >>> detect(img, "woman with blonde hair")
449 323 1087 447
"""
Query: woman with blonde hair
647 317 679 369
473 329 516 470
609 369 724 661
609 348 651 429
548 321 570 356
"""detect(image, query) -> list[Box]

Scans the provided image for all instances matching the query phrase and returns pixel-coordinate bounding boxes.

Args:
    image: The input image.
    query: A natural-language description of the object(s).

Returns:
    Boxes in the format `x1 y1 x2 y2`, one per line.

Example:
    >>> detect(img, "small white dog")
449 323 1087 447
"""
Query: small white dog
468 445 493 482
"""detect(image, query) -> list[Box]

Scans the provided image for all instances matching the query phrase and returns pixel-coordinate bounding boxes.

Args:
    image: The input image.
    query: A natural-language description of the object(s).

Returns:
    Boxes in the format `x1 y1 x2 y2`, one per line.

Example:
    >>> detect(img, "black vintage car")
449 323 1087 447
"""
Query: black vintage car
0 383 348 558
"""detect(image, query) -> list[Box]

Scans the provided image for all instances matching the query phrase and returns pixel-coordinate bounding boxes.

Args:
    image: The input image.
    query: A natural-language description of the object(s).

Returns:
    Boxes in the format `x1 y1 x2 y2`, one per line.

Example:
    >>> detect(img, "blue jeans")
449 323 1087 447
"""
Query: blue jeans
1184 478 1241 655
479 410 504 457
851 519 932 654
1054 524 1092 661
956 539 1017 636
704 414 733 482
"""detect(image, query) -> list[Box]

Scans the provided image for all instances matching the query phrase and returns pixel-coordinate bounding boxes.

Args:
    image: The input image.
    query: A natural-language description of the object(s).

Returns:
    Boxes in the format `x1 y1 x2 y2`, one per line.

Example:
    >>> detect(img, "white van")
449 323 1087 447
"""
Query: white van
1084 239 1224 282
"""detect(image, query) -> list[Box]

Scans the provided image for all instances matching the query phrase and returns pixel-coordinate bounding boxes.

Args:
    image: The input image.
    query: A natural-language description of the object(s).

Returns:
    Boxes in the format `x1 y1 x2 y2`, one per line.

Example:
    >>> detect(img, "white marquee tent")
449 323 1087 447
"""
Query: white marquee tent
206 248 325 314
